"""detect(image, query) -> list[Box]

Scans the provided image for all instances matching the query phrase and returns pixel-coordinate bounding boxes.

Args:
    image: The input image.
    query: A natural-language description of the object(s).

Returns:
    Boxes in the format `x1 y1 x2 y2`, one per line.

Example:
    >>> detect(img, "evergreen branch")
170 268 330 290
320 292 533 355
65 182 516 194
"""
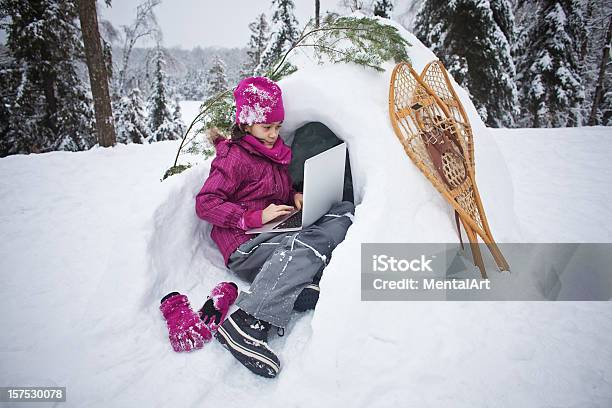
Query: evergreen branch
171 88 232 168
296 43 353 58
168 16 411 178
295 43 381 70
268 17 410 78
269 20 391 78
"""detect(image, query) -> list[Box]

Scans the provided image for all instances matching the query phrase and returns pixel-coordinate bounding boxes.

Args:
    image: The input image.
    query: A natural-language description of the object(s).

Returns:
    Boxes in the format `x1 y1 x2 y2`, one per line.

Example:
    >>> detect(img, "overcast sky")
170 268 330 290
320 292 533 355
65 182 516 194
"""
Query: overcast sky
98 0 346 49
0 1 417 49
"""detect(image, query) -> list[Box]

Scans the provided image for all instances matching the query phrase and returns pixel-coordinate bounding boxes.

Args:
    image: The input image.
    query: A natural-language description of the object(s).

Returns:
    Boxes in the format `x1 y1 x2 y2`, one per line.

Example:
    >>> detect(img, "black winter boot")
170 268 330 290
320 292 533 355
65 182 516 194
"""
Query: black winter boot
293 270 322 312
215 308 281 378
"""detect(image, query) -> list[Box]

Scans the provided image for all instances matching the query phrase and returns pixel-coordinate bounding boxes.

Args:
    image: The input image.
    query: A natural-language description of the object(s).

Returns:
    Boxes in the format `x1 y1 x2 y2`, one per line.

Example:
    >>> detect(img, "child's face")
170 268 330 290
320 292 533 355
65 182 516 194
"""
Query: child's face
246 121 283 149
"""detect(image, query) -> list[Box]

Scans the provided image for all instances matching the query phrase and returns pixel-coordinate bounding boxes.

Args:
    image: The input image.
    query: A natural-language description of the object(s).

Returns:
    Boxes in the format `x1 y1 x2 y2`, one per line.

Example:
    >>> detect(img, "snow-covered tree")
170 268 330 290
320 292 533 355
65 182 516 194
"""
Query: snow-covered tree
117 0 161 93
338 0 365 13
601 87 612 125
0 59 12 153
148 46 170 133
373 0 394 18
180 68 207 100
260 0 300 74
578 0 612 125
152 101 185 143
114 87 149 144
514 0 586 127
170 99 186 138
147 45 180 141
243 13 271 76
395 0 424 32
415 0 519 127
207 54 228 97
0 0 96 156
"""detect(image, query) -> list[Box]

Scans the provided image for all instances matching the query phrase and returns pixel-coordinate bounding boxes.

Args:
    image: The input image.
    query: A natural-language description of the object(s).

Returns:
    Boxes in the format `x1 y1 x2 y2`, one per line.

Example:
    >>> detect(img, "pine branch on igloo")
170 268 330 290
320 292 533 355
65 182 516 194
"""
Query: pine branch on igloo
163 16 411 179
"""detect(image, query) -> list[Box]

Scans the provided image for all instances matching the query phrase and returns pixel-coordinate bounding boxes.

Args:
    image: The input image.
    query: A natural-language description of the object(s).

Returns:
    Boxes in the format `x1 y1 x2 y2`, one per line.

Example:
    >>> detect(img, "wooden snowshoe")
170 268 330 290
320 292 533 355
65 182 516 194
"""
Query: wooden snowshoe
388 61 509 279
419 61 475 173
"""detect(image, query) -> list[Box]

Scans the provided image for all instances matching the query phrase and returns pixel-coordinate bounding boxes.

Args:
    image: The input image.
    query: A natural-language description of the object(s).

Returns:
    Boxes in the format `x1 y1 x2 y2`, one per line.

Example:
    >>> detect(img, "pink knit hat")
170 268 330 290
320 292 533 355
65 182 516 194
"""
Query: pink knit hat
234 77 285 126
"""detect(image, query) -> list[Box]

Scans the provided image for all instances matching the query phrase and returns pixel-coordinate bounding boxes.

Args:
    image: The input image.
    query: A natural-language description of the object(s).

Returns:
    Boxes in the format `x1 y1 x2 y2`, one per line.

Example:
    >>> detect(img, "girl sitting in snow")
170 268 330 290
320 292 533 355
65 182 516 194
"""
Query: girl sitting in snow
193 76 354 378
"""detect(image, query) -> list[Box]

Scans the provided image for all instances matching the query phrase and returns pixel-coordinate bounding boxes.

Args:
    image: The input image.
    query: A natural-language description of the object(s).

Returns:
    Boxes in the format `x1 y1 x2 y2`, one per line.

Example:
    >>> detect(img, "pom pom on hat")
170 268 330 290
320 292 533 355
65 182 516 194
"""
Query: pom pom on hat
234 77 284 126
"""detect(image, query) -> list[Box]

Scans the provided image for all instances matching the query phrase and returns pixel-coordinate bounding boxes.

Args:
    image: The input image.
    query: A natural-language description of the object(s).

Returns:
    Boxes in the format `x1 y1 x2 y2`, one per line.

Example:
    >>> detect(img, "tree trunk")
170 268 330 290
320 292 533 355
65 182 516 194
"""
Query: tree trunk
588 15 612 126
77 0 116 147
315 0 320 28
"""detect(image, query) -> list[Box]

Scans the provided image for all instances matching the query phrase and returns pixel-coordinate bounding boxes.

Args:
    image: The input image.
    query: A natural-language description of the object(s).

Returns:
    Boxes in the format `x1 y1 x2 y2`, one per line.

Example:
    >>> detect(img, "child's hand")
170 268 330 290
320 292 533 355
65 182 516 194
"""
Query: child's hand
262 204 295 224
293 193 303 210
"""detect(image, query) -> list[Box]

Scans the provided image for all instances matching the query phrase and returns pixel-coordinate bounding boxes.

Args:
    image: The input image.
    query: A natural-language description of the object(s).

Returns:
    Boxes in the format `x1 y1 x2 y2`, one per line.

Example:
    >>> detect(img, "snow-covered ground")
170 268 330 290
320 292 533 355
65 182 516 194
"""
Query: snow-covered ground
491 126 612 242
1 124 611 408
1 20 611 408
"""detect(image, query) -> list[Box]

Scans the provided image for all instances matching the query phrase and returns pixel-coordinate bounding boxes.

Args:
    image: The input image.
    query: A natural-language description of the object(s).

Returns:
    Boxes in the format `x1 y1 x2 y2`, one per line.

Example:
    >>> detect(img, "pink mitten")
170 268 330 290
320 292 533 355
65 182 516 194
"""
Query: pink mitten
160 292 212 352
198 282 239 332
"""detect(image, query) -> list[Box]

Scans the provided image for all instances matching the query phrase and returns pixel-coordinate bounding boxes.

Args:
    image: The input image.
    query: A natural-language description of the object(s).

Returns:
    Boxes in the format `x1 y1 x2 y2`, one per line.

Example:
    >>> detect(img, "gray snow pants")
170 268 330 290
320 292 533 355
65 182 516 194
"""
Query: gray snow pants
227 200 355 328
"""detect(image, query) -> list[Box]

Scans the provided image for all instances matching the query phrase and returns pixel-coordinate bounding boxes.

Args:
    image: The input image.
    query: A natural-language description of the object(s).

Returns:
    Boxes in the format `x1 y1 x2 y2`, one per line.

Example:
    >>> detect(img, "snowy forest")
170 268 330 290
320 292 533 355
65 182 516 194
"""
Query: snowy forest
0 0 610 157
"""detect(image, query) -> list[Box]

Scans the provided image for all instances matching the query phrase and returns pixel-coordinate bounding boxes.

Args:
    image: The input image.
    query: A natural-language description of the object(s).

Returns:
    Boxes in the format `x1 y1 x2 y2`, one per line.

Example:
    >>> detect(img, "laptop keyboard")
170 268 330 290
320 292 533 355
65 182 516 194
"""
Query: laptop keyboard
273 209 303 230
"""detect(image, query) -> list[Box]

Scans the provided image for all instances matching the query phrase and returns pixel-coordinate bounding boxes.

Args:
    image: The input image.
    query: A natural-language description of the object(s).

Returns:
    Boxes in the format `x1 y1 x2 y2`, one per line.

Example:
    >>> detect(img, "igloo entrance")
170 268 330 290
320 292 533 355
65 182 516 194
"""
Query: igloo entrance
286 121 354 204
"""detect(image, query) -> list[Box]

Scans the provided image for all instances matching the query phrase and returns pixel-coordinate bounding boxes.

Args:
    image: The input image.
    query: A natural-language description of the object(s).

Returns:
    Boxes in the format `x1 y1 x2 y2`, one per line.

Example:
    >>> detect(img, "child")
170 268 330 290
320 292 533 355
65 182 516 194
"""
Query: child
195 76 354 378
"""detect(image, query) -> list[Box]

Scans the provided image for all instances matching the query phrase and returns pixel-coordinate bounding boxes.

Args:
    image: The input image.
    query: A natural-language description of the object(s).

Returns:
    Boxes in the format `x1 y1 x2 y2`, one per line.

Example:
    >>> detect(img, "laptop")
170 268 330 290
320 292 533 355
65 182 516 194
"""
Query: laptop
245 142 347 234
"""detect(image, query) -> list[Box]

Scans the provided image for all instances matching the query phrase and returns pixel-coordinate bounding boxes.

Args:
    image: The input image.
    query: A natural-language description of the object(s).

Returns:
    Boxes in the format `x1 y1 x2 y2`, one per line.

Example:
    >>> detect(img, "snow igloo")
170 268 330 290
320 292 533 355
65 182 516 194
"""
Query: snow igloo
145 16 523 403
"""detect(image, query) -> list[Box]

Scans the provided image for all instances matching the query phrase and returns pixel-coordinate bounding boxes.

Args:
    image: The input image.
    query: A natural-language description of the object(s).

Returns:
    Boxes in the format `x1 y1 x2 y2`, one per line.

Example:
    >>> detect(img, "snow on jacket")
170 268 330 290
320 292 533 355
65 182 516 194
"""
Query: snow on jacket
195 135 297 266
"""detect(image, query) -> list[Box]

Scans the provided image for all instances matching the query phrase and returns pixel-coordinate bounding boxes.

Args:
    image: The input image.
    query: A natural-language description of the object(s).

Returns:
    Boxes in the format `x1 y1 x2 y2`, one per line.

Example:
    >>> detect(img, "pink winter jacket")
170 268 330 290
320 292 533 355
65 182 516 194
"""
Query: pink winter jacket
195 136 297 266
